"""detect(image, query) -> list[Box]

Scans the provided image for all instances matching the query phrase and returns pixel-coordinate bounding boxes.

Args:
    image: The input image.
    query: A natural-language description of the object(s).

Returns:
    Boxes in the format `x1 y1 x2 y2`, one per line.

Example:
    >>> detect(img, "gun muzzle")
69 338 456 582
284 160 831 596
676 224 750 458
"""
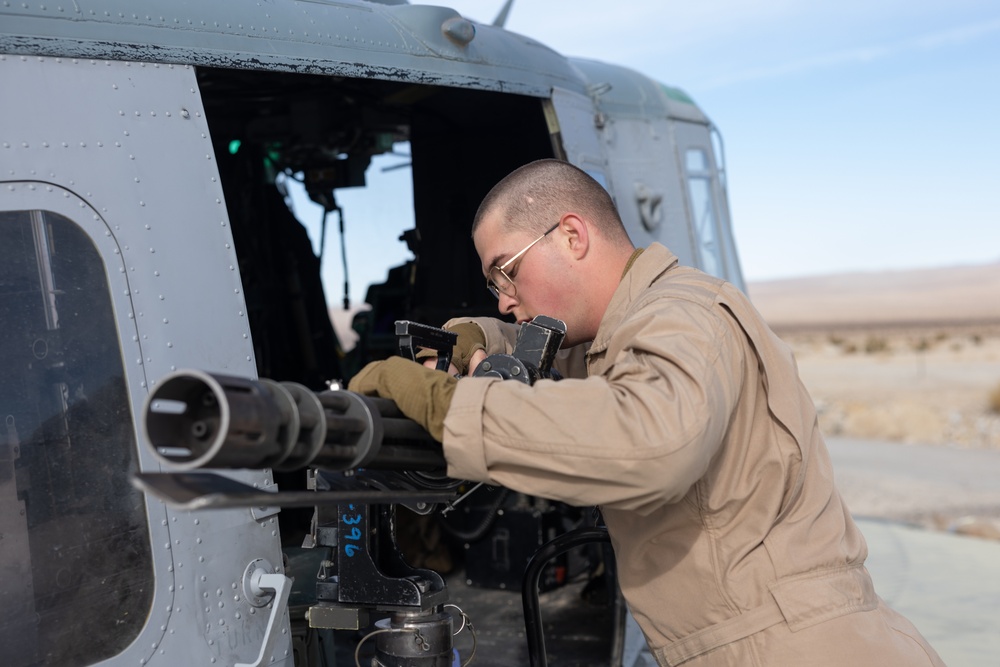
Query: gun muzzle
143 369 443 472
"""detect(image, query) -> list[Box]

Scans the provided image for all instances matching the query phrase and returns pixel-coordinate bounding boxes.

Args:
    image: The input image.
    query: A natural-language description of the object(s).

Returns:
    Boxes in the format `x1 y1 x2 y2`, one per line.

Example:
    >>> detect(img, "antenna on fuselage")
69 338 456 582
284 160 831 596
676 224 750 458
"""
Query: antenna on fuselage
492 0 514 27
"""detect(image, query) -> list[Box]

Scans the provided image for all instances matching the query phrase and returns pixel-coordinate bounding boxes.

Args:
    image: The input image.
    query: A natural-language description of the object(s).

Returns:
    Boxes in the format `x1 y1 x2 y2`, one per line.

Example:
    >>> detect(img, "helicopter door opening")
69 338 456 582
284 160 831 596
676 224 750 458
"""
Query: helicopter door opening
198 68 554 389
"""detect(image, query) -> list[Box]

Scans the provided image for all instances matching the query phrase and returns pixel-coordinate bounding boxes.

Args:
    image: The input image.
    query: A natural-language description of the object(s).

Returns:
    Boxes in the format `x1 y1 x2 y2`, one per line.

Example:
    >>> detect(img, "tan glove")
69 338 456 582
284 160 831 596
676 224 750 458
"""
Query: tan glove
347 356 457 442
414 322 486 374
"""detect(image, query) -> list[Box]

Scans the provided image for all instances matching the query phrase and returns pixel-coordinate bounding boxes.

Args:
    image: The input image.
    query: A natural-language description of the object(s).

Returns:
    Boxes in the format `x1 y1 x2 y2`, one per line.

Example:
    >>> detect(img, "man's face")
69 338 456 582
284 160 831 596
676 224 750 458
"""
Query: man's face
475 213 567 323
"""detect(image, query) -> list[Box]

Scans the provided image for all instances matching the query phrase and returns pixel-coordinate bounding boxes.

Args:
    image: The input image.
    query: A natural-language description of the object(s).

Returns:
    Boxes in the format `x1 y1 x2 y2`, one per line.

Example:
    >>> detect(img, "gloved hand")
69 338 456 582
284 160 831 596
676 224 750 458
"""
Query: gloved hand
347 356 458 442
414 322 486 374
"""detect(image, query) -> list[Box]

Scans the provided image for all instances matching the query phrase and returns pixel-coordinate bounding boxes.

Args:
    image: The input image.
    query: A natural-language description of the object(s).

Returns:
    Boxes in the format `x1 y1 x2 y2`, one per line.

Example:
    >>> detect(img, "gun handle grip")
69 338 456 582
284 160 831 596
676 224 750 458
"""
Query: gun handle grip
394 320 458 371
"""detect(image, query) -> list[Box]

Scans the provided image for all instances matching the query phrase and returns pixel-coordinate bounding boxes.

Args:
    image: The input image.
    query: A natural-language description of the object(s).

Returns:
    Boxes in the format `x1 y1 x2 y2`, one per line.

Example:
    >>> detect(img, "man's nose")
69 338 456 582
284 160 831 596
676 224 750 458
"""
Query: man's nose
498 291 518 316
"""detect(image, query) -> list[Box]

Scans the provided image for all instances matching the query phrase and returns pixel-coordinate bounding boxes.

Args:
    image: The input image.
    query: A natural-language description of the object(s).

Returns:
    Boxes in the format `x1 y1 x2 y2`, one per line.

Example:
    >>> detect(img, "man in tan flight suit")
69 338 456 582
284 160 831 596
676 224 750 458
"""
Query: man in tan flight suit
350 159 945 666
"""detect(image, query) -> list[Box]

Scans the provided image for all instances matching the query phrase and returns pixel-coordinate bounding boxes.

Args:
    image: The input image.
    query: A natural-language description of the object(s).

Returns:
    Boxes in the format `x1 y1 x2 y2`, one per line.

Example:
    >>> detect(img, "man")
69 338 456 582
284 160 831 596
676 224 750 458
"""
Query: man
349 159 944 666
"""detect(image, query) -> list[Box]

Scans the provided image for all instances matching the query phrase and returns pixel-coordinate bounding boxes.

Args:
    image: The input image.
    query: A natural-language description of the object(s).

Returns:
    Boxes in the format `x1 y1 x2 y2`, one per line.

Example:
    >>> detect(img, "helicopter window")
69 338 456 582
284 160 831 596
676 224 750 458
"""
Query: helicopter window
0 209 153 667
684 148 725 278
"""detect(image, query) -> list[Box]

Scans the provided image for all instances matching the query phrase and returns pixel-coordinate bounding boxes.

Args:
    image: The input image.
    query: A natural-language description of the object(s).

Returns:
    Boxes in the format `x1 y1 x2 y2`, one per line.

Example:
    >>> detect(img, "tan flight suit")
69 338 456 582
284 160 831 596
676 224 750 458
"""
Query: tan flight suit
442 243 944 666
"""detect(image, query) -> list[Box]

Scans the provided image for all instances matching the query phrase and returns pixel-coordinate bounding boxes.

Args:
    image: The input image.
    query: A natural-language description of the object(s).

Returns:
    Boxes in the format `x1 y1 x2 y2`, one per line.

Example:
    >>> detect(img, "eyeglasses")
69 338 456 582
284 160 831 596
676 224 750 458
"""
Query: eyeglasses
486 223 559 299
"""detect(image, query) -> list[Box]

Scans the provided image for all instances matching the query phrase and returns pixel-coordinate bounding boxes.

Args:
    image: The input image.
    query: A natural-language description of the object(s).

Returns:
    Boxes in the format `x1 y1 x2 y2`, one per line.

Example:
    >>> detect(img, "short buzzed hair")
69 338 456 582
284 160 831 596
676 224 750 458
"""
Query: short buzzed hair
473 159 631 247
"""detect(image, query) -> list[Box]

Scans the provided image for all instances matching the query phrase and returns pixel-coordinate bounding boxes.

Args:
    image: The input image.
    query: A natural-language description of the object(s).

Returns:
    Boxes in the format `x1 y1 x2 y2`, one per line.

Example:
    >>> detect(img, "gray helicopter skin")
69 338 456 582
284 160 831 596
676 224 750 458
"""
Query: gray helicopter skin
0 1 742 666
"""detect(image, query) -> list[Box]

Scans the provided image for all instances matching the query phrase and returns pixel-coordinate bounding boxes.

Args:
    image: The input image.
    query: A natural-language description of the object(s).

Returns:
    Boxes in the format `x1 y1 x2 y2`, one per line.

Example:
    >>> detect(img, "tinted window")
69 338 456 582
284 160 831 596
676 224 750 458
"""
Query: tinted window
0 210 153 666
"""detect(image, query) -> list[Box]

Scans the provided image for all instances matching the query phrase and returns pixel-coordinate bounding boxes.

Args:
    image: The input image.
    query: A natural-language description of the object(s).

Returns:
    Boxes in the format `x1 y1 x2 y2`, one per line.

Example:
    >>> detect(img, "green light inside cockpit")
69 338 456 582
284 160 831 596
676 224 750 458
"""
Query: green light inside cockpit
228 139 242 155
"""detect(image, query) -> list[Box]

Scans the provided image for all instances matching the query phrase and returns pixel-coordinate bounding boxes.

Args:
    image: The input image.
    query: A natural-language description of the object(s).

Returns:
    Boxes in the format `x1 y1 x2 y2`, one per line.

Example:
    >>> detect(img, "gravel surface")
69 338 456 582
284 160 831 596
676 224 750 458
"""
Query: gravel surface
791 327 1000 450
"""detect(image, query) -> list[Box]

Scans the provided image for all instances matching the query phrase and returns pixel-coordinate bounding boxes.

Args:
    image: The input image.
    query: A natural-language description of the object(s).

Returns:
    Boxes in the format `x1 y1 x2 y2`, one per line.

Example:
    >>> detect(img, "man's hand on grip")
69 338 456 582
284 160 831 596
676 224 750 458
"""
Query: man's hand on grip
414 322 486 374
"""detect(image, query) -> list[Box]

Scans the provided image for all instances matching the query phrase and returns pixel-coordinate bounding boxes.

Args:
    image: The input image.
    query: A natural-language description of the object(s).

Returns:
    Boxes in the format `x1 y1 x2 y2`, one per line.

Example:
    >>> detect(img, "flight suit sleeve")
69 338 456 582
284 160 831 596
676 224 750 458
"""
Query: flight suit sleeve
442 299 745 514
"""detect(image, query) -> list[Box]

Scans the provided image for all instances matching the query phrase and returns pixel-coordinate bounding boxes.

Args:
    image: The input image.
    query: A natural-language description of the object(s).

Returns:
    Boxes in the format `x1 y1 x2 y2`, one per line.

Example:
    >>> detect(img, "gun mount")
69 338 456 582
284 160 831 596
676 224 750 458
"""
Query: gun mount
132 317 617 667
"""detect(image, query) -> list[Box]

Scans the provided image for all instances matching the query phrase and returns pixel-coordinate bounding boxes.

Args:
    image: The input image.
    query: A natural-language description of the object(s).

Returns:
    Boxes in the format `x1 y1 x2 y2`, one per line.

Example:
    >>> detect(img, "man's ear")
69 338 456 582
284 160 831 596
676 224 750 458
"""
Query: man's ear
559 213 590 259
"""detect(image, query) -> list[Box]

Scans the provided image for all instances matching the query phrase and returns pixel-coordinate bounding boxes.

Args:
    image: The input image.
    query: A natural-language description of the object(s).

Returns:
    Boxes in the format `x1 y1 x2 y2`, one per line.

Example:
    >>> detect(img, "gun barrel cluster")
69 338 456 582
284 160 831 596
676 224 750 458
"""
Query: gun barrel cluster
143 369 443 473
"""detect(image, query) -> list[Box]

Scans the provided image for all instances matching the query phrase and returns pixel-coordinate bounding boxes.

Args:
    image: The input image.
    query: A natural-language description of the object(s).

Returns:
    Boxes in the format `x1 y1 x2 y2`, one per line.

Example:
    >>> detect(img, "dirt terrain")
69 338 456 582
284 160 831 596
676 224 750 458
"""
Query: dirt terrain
777 325 1000 450
747 261 1000 451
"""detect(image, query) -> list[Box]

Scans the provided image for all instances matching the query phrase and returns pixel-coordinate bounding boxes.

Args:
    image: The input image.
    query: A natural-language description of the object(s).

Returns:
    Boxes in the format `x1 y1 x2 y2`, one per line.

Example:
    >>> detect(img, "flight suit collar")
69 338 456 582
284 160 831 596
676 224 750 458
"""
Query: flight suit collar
588 243 678 356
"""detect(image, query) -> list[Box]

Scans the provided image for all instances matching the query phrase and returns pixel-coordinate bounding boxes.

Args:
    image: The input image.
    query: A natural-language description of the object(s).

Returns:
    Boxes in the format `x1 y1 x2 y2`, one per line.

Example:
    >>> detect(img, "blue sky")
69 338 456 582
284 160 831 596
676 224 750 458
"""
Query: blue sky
294 1 1000 304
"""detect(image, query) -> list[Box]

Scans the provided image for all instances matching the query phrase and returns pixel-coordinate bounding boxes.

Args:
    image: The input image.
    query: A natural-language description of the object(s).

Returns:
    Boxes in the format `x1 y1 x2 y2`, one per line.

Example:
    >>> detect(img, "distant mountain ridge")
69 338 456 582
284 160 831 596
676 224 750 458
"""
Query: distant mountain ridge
746 261 1000 329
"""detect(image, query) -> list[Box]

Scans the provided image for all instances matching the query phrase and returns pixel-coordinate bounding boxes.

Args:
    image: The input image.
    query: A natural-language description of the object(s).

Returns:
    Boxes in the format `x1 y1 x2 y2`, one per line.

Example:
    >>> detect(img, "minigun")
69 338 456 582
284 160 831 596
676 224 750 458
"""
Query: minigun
134 317 578 667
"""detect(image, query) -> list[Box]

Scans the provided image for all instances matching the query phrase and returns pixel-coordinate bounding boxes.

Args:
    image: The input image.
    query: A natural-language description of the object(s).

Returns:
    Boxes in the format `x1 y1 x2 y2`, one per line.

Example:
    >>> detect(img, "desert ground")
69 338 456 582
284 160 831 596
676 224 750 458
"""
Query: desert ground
778 327 1000 449
747 262 1000 451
